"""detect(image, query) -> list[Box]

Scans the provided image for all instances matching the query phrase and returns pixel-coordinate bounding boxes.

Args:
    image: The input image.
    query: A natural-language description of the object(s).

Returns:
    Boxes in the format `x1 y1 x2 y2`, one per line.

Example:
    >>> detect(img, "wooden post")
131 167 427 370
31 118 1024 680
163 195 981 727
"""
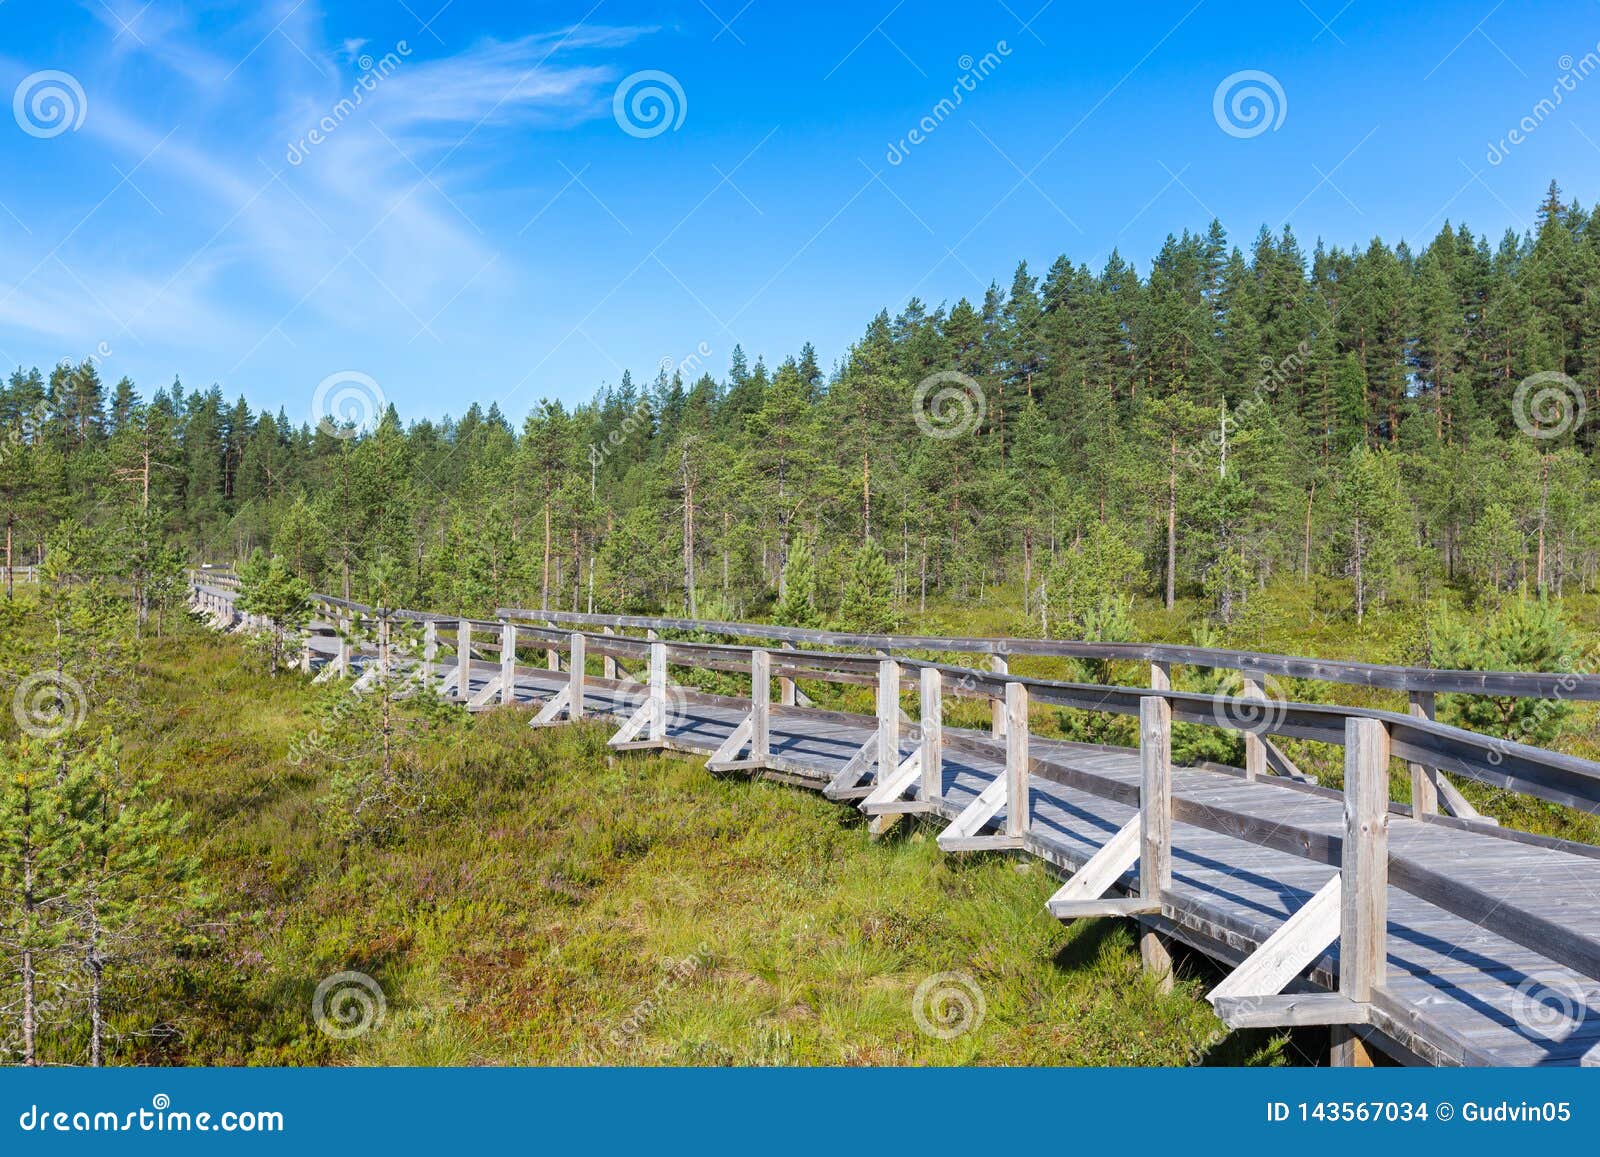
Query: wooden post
1150 660 1171 692
877 659 901 779
1408 690 1438 816
1242 673 1267 780
422 621 438 690
602 626 619 681
376 617 390 682
750 649 771 761
1140 692 1174 990
1004 681 1029 839
569 631 586 720
1339 717 1390 1021
649 640 667 742
778 641 797 707
545 620 560 671
336 614 352 678
500 621 516 706
920 665 943 803
300 633 313 675
456 619 472 698
989 653 1009 738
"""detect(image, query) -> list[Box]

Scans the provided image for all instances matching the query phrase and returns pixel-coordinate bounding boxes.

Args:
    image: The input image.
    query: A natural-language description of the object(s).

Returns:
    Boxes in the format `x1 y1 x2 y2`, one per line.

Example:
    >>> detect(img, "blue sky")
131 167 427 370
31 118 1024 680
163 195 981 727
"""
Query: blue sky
1 0 1598 427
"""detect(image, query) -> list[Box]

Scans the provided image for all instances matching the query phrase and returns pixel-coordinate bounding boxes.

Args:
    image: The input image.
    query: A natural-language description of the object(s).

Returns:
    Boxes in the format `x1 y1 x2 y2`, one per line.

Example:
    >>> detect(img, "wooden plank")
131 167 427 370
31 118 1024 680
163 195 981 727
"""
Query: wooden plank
1050 897 1160 920
456 619 471 699
649 641 667 742
1005 681 1030 839
920 665 942 804
938 774 1007 849
1341 717 1390 1004
569 631 586 720
1209 875 1341 1001
823 735 880 801
1409 690 1439 816
1140 692 1174 988
1242 675 1268 781
989 654 1009 738
877 658 900 782
751 649 770 762
861 749 923 814
1214 993 1371 1029
1045 816 1141 916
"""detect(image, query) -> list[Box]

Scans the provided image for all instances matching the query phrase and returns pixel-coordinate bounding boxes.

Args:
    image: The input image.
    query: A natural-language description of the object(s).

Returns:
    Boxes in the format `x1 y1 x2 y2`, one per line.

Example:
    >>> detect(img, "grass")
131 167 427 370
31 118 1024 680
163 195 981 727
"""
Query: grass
91 626 1295 1067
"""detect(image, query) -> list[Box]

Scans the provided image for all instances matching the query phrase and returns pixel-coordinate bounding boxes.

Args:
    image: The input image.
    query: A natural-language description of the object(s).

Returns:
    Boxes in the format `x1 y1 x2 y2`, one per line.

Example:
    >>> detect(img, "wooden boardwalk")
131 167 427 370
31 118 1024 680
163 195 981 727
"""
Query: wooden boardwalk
192 579 1600 1068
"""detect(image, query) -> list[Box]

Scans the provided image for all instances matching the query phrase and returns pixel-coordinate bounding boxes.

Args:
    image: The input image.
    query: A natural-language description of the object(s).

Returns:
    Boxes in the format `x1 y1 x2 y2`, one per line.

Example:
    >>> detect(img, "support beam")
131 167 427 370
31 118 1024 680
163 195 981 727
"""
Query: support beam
545 620 560 671
1340 717 1390 1006
1215 993 1370 1030
778 641 797 707
1408 690 1439 816
649 640 668 742
569 631 586 720
500 620 517 707
823 735 879 801
751 649 771 762
602 626 619 681
1046 816 1141 919
877 658 901 785
1241 673 1267 781
919 665 942 805
989 654 1009 738
1004 681 1030 839
1208 875 1342 1002
1139 692 1174 990
422 621 438 691
456 619 472 700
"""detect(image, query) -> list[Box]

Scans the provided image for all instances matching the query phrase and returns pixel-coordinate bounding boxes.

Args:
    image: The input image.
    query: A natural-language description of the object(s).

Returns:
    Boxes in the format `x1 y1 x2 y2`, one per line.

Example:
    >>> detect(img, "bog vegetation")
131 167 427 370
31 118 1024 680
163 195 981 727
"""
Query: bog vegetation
4 183 1600 1065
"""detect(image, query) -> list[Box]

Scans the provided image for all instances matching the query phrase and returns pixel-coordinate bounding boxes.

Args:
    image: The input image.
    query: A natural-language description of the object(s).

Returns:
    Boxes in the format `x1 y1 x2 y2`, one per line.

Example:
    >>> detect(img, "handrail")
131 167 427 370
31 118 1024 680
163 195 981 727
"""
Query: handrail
496 605 1600 702
189 578 1600 809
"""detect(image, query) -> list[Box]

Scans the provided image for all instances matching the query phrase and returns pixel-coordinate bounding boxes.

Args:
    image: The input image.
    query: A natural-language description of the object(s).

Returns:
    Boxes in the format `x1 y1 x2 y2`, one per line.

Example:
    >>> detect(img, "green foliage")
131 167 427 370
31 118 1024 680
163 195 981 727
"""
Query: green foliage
237 549 312 675
772 539 820 628
1429 597 1579 745
1044 524 1143 635
835 540 897 633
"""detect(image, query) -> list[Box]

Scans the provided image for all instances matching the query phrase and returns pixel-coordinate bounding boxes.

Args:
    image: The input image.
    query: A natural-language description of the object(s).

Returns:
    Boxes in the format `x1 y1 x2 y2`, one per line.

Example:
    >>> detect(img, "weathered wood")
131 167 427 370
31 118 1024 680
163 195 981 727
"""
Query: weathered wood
500 621 517 707
1140 692 1174 989
1215 993 1371 1029
824 734 879 801
456 619 472 700
1341 717 1390 1004
1005 681 1030 839
422 620 438 690
602 626 619 681
779 641 797 707
1050 897 1160 920
1209 876 1341 1001
751 649 771 762
1241 675 1267 781
989 654 1009 738
920 664 942 804
649 640 668 741
568 631 586 720
1409 690 1439 816
877 658 900 784
1046 816 1141 917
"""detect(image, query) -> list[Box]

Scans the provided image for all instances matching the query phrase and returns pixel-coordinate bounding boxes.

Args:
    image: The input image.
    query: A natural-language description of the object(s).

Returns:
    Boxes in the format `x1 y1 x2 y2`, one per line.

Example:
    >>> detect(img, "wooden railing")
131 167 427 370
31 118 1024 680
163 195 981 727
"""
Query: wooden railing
188 577 1600 1049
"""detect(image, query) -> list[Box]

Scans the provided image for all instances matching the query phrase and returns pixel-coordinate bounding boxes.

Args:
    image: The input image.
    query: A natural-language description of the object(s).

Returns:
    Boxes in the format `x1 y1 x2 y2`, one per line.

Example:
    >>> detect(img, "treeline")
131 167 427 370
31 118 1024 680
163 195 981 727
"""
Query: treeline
4 181 1600 631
